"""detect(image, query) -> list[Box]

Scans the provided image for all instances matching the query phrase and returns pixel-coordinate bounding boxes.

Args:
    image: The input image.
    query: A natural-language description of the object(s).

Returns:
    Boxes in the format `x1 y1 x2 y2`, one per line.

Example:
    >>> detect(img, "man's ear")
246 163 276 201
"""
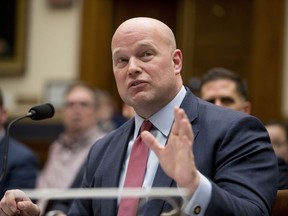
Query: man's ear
172 49 182 75
243 101 252 115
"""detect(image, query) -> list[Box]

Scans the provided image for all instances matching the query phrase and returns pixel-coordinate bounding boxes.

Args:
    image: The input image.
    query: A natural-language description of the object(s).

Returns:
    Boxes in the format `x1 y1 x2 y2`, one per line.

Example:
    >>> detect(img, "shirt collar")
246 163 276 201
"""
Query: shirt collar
134 86 186 138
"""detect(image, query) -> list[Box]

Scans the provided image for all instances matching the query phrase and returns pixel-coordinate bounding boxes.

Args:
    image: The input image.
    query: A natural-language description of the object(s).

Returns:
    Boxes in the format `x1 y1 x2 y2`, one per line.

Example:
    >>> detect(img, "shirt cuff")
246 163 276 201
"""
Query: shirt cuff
181 171 212 215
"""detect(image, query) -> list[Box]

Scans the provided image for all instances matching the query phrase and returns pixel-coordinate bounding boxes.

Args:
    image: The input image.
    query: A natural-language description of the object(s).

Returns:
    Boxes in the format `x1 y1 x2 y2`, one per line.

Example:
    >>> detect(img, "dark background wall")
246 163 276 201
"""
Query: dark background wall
7 0 286 168
79 0 285 123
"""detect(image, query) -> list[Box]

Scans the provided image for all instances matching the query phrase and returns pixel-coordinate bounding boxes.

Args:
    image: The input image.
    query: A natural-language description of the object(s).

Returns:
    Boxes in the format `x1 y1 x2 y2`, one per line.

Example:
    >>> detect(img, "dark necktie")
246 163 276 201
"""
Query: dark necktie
117 120 154 216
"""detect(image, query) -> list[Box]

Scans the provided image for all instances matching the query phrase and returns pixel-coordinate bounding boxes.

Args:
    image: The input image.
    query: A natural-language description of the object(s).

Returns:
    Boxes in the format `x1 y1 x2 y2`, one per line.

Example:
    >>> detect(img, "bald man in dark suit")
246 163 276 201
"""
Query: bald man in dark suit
0 17 277 216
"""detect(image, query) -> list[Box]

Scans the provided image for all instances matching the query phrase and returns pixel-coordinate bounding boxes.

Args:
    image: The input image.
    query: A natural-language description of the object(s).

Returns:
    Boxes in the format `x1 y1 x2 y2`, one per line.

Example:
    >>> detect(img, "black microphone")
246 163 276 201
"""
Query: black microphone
0 103 55 184
27 103 55 120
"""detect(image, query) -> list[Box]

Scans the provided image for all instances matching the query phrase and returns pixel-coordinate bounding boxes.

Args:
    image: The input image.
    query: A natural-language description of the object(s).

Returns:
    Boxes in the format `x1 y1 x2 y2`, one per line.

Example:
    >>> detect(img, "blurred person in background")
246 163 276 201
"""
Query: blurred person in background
0 88 39 197
96 90 128 132
186 76 202 97
265 121 288 189
200 67 288 189
265 121 288 162
200 67 251 114
43 87 130 216
36 81 106 213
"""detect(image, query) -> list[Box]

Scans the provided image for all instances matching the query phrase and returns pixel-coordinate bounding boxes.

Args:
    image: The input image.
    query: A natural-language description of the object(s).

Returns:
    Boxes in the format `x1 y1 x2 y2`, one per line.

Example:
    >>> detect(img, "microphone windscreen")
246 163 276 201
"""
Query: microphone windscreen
28 103 55 120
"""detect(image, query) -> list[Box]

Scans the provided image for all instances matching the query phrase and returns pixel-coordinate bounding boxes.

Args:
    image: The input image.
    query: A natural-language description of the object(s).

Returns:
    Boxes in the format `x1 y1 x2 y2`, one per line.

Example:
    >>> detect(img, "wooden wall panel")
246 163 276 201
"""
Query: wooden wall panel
79 1 114 90
249 0 285 122
79 0 285 122
190 0 253 79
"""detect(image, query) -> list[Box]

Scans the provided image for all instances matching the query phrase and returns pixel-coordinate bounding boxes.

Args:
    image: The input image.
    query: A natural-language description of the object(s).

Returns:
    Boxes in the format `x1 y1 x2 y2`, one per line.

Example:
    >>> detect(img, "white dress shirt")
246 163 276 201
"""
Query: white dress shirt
119 86 212 215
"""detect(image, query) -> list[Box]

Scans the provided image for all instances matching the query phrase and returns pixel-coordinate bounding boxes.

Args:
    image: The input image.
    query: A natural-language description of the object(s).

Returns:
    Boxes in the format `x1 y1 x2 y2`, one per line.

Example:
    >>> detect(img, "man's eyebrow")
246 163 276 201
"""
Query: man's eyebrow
221 96 234 99
137 42 153 47
112 48 122 57
113 44 155 58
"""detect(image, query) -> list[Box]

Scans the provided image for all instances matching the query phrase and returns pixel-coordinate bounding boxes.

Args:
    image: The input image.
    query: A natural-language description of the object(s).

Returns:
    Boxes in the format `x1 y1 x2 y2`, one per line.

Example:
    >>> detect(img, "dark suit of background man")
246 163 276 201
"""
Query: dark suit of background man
265 121 288 189
0 88 39 198
0 17 278 216
199 67 288 190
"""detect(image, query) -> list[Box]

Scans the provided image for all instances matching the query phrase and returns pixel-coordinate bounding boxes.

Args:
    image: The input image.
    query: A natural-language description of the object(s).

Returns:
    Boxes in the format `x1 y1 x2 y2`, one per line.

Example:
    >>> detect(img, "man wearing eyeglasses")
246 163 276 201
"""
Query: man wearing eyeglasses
36 81 106 214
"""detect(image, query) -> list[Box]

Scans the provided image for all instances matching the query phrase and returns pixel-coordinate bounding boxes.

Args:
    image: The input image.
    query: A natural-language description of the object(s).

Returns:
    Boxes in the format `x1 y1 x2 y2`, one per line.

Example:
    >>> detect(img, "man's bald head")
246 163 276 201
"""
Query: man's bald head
111 17 176 52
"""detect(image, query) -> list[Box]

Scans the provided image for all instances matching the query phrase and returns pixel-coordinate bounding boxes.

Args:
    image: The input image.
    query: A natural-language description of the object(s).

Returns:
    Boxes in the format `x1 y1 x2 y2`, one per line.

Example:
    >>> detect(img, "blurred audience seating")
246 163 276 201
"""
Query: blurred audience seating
6 116 63 168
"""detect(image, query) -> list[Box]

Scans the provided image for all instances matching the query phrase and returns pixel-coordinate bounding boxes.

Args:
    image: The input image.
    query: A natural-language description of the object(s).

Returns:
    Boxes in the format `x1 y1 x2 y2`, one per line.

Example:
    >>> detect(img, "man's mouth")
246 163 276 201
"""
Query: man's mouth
129 80 145 88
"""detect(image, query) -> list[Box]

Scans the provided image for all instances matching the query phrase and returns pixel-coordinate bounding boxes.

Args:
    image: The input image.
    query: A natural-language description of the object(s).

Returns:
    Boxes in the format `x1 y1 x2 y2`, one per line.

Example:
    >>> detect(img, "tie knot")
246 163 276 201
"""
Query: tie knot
140 120 153 133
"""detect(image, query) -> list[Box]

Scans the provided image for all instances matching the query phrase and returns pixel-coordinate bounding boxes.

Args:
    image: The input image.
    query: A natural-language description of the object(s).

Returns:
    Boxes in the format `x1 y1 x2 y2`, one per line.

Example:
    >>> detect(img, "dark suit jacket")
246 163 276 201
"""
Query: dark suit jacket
68 89 278 216
0 136 39 197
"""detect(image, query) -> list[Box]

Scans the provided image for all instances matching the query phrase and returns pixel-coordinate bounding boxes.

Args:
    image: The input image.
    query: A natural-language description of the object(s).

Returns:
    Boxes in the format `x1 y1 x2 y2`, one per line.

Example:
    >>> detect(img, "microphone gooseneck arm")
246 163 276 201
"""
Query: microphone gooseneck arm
0 114 29 183
0 103 55 184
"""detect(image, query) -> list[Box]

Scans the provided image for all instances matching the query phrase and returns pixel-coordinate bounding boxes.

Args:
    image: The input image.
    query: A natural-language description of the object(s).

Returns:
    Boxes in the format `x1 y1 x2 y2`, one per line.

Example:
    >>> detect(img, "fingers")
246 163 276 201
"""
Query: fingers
170 108 182 136
141 130 163 157
172 108 193 141
17 201 40 216
141 107 193 154
0 190 39 216
0 190 21 215
176 108 194 142
0 207 20 216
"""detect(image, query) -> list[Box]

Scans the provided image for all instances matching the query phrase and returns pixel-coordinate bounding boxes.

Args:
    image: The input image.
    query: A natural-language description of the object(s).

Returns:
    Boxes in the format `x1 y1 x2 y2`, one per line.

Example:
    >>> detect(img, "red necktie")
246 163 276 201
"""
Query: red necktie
117 120 153 216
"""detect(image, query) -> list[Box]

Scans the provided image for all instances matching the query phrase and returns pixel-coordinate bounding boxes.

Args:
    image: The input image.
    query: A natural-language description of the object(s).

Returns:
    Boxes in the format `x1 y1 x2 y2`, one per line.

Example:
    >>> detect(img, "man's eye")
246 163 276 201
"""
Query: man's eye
143 51 152 57
140 51 154 60
221 97 235 105
117 58 127 63
115 58 128 67
206 99 215 104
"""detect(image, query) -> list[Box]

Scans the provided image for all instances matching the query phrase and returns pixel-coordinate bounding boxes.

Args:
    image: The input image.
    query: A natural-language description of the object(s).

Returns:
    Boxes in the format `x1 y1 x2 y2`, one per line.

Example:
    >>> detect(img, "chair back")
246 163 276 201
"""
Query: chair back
272 189 288 216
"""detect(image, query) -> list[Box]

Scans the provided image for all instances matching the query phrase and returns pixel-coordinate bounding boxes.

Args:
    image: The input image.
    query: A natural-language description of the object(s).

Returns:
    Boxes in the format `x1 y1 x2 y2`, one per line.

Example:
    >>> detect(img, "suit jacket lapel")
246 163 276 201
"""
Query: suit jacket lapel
181 89 200 139
100 119 135 216
99 89 200 215
143 89 200 215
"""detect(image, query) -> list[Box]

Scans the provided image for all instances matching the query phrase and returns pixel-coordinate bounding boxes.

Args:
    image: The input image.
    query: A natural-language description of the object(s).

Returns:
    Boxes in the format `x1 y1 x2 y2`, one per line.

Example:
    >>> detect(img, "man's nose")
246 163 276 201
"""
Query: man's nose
128 57 141 76
214 99 223 107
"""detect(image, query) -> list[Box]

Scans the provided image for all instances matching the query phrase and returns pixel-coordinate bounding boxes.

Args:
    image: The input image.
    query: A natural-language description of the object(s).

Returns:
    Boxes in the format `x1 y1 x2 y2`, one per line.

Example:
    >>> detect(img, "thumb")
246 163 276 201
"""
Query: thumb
141 131 163 156
17 201 40 216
